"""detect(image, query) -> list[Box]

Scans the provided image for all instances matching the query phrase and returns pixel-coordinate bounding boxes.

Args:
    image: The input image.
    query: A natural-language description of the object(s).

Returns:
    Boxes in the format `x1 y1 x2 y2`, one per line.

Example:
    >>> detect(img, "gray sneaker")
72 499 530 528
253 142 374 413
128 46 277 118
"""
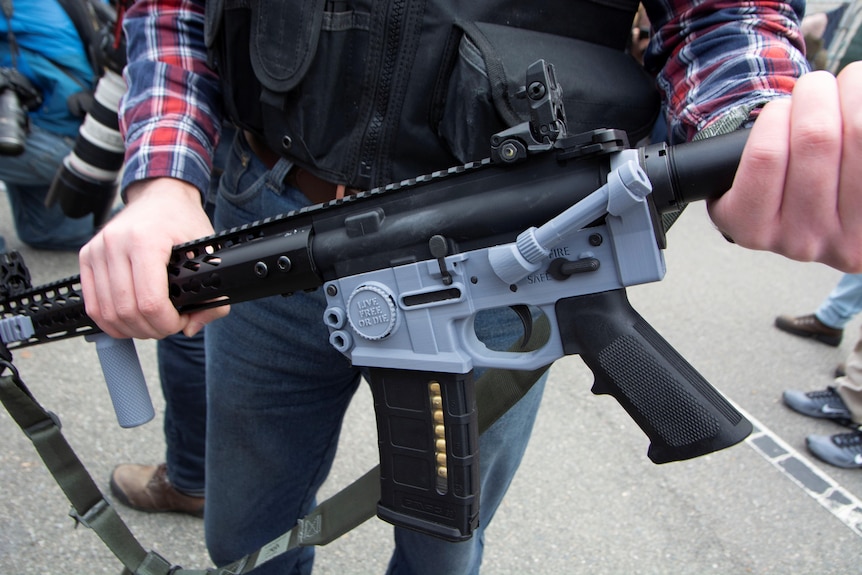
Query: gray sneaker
782 387 852 421
806 431 862 469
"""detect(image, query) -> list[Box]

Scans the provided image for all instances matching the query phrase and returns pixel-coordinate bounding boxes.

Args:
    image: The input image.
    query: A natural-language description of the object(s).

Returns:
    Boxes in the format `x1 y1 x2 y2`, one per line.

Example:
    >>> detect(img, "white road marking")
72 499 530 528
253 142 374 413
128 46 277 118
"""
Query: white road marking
735 402 862 537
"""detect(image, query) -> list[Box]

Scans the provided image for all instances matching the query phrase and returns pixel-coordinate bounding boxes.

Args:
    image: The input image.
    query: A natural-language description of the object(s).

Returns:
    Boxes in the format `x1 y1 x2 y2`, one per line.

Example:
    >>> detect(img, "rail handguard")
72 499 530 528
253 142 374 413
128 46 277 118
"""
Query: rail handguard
0 61 752 543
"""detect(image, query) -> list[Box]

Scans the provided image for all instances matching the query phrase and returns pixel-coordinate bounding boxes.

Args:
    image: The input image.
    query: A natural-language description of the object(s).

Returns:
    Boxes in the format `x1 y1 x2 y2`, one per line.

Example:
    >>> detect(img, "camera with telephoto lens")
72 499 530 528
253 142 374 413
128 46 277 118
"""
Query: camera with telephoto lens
0 68 42 156
46 18 126 228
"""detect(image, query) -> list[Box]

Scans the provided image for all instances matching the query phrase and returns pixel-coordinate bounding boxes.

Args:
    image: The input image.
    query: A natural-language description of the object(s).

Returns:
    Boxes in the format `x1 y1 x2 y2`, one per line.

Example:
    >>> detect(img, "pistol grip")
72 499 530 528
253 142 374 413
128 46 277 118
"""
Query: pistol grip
367 368 479 541
556 289 751 463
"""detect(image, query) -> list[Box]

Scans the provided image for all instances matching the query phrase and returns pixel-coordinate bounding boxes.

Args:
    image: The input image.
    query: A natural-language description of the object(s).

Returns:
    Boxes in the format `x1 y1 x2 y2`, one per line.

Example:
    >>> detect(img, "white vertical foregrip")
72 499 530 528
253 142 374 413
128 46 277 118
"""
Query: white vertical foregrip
85 333 154 428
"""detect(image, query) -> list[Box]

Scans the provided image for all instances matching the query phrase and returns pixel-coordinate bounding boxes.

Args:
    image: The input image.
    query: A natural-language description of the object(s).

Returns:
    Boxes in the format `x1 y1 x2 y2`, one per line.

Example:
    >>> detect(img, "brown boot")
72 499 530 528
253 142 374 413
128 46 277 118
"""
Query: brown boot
110 463 204 518
774 314 843 347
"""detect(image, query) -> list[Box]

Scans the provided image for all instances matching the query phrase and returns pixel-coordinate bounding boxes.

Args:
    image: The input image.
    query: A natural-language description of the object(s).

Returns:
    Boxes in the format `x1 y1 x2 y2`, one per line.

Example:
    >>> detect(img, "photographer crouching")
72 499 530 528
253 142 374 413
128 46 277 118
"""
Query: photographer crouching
0 0 120 252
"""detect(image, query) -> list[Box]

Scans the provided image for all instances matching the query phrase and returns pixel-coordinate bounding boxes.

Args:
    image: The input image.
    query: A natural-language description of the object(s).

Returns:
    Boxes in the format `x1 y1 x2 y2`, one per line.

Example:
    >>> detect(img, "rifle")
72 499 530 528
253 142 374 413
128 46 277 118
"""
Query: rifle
0 60 752 544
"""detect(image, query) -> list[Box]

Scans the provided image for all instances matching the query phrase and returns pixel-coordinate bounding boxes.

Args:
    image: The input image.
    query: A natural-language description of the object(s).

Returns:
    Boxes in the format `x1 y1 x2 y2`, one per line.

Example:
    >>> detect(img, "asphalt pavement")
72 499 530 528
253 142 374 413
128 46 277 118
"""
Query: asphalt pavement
1 200 861 574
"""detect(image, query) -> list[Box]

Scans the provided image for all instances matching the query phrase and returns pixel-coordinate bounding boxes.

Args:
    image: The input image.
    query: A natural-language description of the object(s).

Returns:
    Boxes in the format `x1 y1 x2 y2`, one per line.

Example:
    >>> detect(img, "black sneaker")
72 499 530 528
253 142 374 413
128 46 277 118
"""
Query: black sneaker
806 431 862 469
782 387 852 421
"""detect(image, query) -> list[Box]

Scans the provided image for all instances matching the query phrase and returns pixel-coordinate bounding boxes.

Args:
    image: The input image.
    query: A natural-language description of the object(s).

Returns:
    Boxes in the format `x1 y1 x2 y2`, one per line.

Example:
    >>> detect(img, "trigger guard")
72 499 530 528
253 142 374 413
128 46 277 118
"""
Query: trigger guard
456 308 564 371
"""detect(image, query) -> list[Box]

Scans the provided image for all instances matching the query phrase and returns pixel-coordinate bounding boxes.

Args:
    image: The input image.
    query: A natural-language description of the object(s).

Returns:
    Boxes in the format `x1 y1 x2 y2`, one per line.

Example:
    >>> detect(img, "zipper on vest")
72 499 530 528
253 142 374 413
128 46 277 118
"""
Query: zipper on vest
357 0 406 189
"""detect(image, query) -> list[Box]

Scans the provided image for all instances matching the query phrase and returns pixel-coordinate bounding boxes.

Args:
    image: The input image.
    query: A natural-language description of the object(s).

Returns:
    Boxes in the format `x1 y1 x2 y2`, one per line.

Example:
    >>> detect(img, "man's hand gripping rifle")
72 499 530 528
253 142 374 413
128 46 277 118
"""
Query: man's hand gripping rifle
0 61 752 544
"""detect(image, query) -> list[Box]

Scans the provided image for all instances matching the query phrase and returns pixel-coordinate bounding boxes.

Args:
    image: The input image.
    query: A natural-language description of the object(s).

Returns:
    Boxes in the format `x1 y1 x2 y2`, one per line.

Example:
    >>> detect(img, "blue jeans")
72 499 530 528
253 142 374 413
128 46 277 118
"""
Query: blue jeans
816 273 862 330
204 131 547 574
0 124 95 251
158 330 207 497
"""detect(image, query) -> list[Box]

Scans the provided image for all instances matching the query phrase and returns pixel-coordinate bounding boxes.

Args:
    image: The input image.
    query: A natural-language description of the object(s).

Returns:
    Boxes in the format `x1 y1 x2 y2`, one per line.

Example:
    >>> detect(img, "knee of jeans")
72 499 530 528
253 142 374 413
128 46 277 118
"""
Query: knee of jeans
389 527 484 575
14 208 94 251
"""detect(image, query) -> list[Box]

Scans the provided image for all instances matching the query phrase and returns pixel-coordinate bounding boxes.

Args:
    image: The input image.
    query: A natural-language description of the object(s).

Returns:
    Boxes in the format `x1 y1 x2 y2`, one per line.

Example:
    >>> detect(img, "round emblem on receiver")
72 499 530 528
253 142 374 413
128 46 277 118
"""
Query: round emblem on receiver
346 282 399 341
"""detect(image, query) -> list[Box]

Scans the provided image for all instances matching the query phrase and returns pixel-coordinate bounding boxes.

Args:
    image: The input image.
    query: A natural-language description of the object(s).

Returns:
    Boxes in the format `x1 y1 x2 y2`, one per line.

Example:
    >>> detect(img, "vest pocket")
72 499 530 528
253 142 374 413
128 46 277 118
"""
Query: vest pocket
433 22 661 163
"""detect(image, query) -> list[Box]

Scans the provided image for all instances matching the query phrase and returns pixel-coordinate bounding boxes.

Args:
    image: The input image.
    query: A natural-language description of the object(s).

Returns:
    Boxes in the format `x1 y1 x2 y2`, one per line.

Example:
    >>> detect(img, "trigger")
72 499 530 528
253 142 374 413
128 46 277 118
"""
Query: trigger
510 305 533 350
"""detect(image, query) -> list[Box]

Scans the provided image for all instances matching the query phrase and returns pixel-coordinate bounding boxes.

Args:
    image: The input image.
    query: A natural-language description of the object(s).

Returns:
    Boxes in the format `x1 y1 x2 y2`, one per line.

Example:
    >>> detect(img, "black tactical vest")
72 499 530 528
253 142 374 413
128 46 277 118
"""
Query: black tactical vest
205 0 659 189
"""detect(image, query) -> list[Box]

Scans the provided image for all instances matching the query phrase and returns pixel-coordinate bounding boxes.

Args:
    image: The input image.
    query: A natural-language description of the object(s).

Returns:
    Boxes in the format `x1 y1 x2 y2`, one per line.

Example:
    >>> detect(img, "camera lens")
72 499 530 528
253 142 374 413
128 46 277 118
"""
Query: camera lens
0 88 27 156
47 69 126 227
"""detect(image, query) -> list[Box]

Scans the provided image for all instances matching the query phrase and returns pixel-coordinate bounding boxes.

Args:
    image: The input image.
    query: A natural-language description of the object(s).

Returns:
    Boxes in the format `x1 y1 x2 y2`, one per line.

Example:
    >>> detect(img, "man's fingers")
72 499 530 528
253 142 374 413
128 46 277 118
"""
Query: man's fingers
780 70 842 262
184 306 230 337
127 235 184 336
79 241 122 338
834 62 862 271
708 98 790 249
707 69 862 273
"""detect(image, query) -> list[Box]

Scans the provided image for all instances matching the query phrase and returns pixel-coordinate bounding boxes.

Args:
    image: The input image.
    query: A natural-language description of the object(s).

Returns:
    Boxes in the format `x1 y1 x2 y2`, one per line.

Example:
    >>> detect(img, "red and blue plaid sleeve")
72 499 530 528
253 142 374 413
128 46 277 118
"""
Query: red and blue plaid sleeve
119 0 222 199
644 0 809 143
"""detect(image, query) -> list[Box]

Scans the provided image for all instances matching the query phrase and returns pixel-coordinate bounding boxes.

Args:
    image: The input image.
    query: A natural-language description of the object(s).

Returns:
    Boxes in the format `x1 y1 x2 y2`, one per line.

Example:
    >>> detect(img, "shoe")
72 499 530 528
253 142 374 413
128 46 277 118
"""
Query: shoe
774 314 842 347
782 387 852 421
110 463 204 517
806 430 862 469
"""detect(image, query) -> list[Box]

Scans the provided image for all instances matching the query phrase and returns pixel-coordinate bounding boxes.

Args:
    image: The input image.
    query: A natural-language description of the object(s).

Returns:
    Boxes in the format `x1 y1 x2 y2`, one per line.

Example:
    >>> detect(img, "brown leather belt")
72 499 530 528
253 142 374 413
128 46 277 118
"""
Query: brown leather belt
243 130 359 204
